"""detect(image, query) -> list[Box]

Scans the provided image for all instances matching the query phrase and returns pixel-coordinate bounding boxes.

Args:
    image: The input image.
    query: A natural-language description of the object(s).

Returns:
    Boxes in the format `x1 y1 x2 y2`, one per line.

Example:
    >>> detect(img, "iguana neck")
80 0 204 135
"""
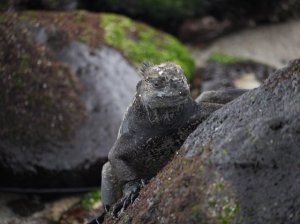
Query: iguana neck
131 95 194 130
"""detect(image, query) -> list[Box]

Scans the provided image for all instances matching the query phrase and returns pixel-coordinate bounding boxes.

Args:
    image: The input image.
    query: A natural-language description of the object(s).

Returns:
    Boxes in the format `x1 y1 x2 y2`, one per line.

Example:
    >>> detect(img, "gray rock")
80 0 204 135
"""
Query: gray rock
201 61 275 92
184 59 300 223
0 30 140 191
111 59 300 224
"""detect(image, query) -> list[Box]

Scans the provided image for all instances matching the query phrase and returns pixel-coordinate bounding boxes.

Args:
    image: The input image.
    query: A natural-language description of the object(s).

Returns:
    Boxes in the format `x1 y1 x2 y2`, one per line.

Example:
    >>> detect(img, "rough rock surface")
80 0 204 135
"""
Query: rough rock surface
105 60 300 224
0 12 140 190
200 60 275 91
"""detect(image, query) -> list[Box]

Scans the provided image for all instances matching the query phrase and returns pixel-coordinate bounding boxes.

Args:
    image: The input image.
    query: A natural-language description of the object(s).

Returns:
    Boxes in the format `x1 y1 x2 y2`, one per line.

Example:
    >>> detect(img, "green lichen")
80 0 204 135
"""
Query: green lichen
19 11 37 21
78 27 92 43
191 204 206 222
217 199 240 224
100 13 195 80
0 16 86 145
208 52 249 65
19 53 30 72
205 172 241 224
81 190 101 210
119 212 131 223
75 10 86 24
0 14 5 23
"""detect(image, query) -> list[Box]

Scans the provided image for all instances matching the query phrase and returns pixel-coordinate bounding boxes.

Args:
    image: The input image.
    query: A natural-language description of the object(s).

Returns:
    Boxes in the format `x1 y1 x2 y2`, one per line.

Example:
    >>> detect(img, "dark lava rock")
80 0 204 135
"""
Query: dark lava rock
178 16 233 44
7 196 45 217
105 60 300 224
83 0 300 41
200 57 275 92
178 0 300 43
0 12 139 191
2 0 299 41
0 0 78 11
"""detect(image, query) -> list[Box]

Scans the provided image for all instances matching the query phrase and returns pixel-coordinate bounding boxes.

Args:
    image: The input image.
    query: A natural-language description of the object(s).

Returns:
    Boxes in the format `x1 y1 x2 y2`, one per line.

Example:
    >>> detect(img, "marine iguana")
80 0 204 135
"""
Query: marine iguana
89 62 247 223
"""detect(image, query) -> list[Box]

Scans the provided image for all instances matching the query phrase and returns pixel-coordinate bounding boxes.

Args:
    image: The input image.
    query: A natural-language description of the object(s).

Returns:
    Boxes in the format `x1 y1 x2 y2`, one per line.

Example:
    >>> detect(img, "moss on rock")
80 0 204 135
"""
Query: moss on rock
103 149 241 224
13 11 195 79
208 52 250 65
0 15 86 145
81 191 101 210
100 13 195 80
0 11 195 146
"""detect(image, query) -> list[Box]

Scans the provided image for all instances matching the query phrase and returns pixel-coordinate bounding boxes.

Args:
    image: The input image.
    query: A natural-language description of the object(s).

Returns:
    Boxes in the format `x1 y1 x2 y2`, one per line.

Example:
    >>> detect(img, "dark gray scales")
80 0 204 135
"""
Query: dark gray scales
89 62 247 223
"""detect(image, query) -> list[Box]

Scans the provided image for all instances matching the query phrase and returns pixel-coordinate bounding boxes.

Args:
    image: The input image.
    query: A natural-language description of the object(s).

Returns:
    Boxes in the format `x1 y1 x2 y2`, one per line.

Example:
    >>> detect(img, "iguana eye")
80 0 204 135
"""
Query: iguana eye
153 81 163 88
153 76 167 88
145 78 154 83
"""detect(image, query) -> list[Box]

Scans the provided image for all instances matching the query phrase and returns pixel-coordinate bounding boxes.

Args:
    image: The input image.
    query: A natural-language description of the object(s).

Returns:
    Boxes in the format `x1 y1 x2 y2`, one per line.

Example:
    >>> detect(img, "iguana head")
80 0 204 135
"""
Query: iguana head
137 62 190 124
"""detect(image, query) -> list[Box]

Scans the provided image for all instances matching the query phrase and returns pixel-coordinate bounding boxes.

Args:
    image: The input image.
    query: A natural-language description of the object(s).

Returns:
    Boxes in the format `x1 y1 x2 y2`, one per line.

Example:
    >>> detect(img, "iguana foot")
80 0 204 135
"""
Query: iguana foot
112 179 146 218
88 211 106 224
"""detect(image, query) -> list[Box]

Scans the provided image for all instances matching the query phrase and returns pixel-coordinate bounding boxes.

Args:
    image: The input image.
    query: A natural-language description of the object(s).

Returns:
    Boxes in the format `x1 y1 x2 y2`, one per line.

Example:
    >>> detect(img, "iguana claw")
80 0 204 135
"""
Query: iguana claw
112 179 146 218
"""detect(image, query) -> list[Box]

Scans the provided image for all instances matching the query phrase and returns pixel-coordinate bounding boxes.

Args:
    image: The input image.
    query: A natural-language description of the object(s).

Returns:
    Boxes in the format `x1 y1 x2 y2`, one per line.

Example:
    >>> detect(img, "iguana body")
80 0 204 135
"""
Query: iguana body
89 62 247 223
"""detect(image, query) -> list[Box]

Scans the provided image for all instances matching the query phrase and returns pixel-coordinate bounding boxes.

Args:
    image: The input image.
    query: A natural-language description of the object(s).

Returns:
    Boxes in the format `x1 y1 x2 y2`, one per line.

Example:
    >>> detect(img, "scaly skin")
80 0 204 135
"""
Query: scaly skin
89 62 247 223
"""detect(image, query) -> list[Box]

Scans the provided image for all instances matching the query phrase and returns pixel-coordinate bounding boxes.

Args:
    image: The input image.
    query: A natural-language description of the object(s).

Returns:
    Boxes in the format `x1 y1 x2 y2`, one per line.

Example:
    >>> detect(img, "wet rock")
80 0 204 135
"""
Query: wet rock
106 59 300 223
82 0 299 41
0 12 140 191
7 196 45 217
200 53 275 91
191 20 300 69
179 16 233 44
179 1 300 43
59 196 103 224
0 193 81 224
1 0 78 11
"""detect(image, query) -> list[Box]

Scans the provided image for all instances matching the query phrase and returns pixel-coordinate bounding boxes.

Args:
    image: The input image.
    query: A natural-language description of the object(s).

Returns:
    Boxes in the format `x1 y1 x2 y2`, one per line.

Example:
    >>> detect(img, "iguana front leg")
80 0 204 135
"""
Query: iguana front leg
112 179 147 218
107 133 147 217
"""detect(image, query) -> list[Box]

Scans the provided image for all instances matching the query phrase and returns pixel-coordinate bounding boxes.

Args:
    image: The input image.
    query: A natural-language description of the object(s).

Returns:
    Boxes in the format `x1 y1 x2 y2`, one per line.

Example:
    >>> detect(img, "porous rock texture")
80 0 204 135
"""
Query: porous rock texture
200 60 275 91
0 12 139 191
105 59 300 224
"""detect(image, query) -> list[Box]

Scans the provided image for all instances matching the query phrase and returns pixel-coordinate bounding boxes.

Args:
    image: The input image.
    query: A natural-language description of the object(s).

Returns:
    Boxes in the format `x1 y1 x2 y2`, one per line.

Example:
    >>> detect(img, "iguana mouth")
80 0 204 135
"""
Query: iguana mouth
146 103 185 125
146 96 188 108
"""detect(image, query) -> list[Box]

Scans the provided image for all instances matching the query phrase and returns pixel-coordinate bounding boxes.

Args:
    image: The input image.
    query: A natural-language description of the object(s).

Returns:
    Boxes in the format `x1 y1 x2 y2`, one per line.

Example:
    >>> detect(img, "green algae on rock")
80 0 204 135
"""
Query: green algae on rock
81 191 101 210
100 13 195 80
208 52 251 65
0 11 141 191
201 52 275 91
13 11 195 80
0 17 85 145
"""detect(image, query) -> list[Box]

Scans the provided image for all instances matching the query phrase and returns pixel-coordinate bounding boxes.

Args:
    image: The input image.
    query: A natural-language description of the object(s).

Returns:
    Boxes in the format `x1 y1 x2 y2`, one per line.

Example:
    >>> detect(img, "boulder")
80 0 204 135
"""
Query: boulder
82 0 300 41
0 11 194 191
178 0 300 43
200 53 275 91
0 12 141 191
107 59 300 223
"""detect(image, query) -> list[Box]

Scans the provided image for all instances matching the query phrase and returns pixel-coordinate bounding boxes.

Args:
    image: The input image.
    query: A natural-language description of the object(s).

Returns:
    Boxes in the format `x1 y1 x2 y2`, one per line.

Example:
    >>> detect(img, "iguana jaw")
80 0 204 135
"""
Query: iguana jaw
145 101 186 125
